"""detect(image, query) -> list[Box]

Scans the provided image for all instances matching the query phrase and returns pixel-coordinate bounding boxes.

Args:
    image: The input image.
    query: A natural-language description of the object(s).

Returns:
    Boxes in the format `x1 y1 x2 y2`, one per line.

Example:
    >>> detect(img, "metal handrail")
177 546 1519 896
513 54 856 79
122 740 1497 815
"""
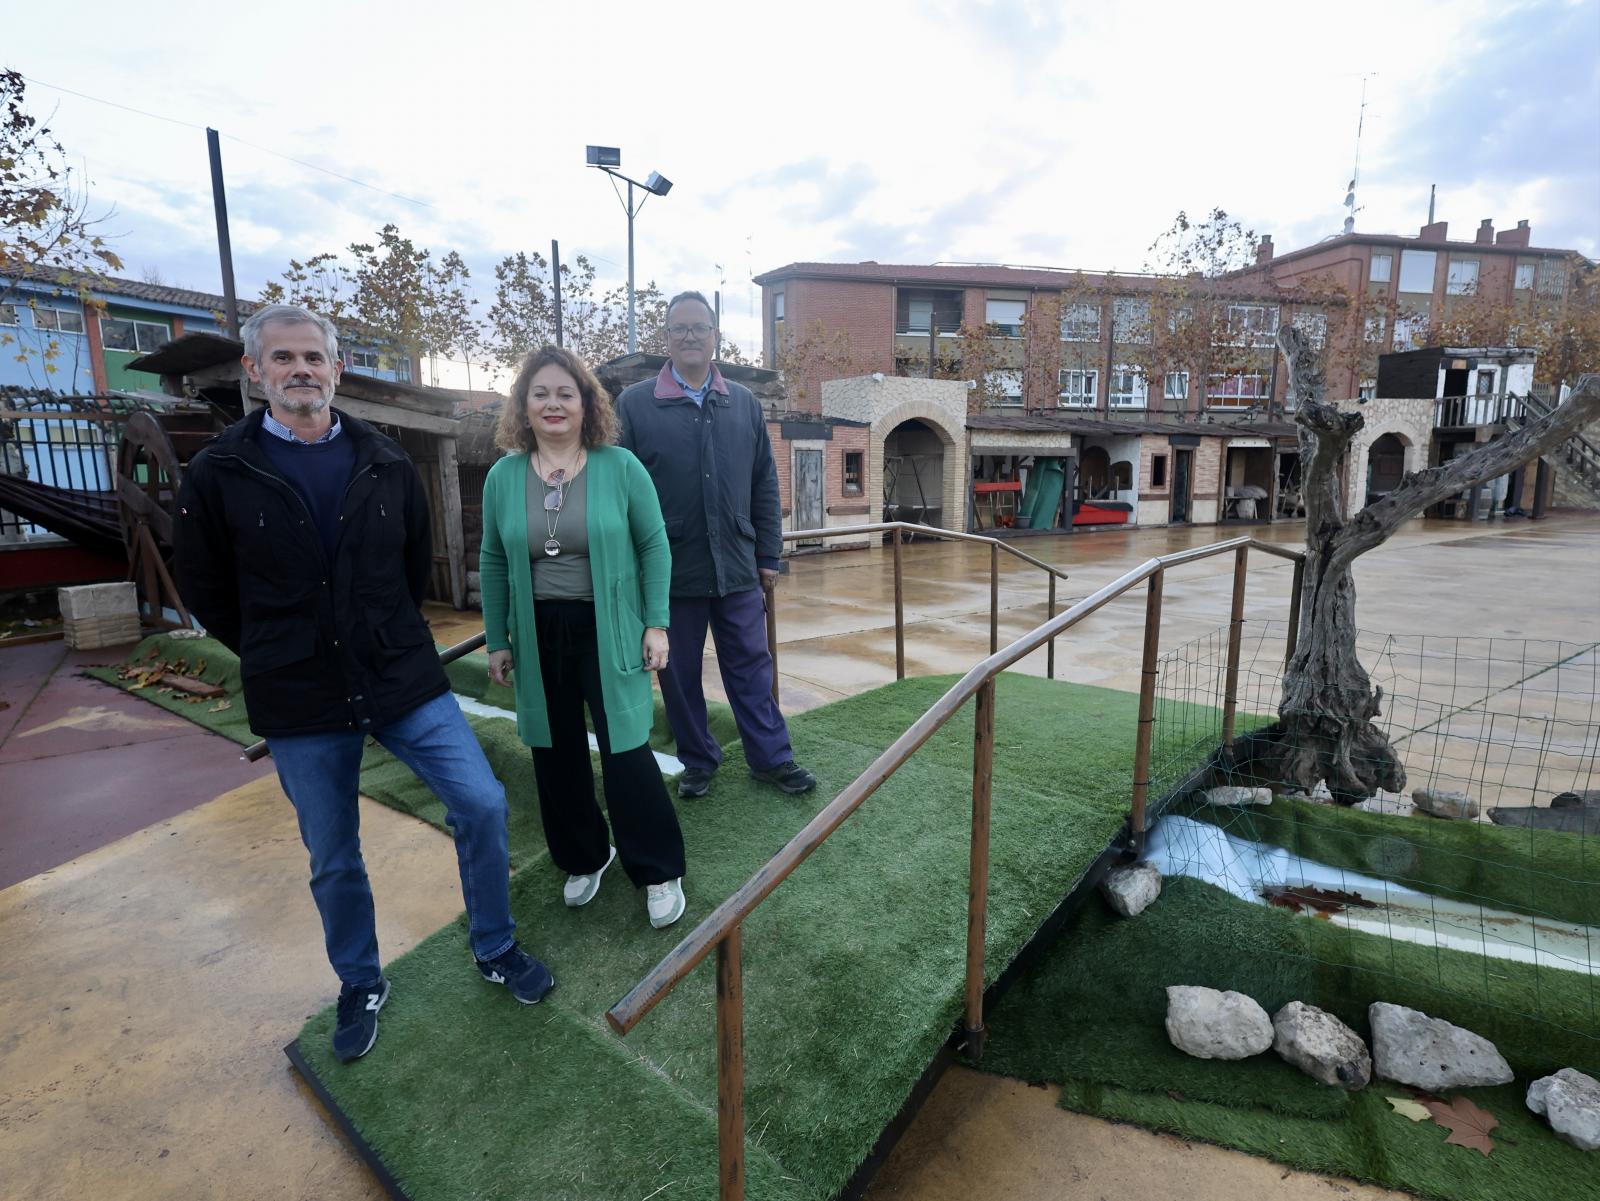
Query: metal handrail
605 534 1307 1201
771 520 1070 685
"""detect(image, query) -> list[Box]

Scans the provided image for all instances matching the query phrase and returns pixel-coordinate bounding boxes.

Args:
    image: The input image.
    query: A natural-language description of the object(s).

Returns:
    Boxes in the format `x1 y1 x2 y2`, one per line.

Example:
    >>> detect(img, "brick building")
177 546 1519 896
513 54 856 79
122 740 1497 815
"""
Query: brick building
753 218 1588 535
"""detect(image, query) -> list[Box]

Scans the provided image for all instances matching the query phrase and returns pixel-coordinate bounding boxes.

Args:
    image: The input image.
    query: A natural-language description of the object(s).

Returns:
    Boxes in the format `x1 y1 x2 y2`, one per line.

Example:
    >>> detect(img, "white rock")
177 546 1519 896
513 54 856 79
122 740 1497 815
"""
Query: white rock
1101 863 1162 917
1272 1001 1371 1089
1198 786 1273 807
1369 1002 1513 1089
1166 986 1273 1060
1411 787 1480 820
1527 1068 1600 1152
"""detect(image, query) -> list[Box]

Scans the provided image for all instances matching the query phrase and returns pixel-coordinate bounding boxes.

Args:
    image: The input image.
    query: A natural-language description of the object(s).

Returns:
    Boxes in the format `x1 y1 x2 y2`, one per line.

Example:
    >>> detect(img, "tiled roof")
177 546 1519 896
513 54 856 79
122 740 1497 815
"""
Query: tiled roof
4 264 253 315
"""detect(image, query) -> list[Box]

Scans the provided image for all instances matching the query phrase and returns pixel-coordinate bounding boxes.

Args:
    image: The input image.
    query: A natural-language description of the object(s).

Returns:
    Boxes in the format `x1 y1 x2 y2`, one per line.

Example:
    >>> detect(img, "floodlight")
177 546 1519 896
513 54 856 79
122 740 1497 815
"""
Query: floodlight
644 171 673 197
586 145 622 168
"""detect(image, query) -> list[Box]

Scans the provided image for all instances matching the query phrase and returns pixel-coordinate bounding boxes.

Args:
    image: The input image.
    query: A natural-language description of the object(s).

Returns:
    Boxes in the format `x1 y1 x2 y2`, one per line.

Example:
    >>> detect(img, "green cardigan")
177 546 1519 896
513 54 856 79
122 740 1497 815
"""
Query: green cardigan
479 446 671 752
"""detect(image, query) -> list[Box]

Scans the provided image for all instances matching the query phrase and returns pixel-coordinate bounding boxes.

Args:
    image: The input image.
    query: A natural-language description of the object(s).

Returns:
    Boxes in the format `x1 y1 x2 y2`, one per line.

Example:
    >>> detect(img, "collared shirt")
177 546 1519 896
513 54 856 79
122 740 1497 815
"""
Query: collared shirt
670 362 713 408
263 408 343 445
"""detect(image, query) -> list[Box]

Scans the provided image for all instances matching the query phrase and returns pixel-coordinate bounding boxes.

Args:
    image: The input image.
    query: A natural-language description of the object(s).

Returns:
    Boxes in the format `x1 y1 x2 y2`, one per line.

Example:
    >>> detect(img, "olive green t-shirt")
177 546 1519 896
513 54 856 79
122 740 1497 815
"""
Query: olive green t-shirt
527 464 592 600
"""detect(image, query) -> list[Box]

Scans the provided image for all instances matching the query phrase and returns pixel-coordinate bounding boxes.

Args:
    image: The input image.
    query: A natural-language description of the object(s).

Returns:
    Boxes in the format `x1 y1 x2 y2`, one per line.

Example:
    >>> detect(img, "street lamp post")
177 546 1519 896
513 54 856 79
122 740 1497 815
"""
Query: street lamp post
586 146 673 354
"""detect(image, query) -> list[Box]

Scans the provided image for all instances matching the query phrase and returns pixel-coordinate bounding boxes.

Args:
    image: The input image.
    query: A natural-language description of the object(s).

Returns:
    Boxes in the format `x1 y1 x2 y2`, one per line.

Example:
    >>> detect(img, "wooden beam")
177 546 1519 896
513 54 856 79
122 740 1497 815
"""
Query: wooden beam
436 434 467 608
333 396 459 437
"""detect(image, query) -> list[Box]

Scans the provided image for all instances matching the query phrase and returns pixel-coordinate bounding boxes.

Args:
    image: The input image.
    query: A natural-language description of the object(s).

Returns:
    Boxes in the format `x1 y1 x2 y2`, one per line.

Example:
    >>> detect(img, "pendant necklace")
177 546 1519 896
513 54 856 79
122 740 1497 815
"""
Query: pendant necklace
535 448 582 557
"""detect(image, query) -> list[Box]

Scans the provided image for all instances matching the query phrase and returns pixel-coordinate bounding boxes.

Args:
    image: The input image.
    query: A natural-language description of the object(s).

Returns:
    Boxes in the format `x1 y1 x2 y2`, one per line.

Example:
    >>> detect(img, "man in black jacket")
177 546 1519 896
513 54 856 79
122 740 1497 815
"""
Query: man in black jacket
616 292 816 799
174 304 552 1063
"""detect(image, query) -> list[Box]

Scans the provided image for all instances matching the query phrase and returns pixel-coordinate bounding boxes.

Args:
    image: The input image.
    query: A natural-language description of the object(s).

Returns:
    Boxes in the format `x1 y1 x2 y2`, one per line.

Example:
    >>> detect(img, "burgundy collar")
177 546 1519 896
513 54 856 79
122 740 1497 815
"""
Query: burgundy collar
653 361 731 400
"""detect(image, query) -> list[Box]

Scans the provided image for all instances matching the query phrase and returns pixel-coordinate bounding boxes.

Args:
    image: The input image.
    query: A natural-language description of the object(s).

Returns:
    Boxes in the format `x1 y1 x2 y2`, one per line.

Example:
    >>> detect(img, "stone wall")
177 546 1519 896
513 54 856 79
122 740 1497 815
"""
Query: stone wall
1333 396 1436 514
822 376 970 533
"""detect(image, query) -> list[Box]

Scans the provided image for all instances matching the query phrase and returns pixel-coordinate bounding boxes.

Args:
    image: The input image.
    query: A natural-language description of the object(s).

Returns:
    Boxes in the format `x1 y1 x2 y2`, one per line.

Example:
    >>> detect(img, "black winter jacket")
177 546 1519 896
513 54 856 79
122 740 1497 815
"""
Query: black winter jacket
615 363 781 598
173 408 448 737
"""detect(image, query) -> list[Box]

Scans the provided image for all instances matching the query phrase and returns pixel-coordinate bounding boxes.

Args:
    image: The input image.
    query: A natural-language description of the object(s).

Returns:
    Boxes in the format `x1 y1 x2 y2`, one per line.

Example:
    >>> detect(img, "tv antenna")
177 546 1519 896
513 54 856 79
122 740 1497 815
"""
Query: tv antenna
1343 74 1376 235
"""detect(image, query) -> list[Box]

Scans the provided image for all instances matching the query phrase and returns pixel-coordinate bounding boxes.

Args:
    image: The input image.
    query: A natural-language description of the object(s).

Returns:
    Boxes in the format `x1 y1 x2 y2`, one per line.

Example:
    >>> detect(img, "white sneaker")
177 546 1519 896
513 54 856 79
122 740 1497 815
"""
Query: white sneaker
646 878 686 929
563 846 616 908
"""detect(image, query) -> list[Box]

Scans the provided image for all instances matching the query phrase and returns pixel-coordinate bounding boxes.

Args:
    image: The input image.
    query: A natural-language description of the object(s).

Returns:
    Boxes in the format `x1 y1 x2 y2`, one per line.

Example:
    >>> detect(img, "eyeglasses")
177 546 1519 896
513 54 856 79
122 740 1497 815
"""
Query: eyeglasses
667 322 714 339
543 468 566 511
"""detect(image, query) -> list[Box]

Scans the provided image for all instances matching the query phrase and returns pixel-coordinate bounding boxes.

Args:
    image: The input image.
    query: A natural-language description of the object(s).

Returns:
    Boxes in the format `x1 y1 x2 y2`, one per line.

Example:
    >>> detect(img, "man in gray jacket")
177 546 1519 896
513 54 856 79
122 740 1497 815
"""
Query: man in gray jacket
616 292 816 798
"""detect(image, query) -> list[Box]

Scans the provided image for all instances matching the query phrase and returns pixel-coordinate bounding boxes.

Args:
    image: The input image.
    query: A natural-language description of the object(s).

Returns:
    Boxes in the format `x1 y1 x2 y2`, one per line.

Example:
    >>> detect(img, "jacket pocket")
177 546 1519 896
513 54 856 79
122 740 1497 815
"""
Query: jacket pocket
734 514 756 542
610 576 645 675
240 622 319 677
663 517 684 542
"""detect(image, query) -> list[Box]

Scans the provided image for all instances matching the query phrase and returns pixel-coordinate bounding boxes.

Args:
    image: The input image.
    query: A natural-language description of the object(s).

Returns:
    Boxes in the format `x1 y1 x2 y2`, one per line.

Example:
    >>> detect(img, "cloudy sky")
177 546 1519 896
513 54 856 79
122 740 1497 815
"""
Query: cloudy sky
9 0 1598 383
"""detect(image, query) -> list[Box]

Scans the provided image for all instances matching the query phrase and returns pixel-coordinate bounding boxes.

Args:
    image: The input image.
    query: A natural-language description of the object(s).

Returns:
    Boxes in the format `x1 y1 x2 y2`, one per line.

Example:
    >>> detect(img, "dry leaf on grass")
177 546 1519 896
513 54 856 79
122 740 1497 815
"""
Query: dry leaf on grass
208 700 232 713
1424 1095 1498 1156
1261 885 1379 916
1386 1096 1432 1122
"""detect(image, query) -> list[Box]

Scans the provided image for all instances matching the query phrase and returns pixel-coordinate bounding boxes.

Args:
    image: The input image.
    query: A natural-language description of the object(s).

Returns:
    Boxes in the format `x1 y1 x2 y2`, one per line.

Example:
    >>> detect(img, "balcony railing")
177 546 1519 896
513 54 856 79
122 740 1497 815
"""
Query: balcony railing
1433 393 1527 428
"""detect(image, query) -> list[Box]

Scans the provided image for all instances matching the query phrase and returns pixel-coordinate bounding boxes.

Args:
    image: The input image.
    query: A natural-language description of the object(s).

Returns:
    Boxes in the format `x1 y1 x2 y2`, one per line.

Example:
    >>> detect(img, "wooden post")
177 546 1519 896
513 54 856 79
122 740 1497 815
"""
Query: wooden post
892 527 905 680
989 541 999 654
1046 574 1057 680
964 677 996 1058
717 926 745 1201
1285 556 1305 670
1130 569 1164 841
436 434 467 609
766 585 780 705
1222 545 1248 751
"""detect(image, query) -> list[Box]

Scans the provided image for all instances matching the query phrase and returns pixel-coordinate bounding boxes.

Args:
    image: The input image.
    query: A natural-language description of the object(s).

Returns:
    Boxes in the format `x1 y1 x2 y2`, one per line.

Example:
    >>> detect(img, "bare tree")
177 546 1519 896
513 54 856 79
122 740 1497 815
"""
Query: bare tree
1259 327 1600 803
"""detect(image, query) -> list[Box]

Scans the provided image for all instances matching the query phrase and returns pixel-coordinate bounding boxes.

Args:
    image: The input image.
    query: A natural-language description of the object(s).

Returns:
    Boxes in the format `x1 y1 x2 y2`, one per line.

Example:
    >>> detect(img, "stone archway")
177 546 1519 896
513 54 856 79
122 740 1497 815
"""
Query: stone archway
869 398 966 532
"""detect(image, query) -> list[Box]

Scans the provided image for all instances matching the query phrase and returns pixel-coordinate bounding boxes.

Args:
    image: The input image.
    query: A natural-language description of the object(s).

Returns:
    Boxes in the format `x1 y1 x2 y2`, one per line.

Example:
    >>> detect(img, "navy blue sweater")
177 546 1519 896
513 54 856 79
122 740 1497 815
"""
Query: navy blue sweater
256 426 357 560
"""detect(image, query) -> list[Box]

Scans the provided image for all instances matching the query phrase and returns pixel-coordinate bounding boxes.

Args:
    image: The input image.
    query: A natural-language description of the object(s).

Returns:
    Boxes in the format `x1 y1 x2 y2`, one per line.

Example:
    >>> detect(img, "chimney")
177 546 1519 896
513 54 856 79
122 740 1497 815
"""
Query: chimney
1475 218 1495 245
1495 219 1532 248
1255 234 1274 265
1419 220 1449 243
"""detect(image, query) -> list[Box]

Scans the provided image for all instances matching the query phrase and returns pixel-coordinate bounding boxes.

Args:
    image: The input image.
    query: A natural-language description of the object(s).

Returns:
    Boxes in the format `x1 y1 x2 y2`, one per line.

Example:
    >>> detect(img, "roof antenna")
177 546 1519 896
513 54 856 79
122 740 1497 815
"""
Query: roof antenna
1427 183 1436 224
1343 74 1375 235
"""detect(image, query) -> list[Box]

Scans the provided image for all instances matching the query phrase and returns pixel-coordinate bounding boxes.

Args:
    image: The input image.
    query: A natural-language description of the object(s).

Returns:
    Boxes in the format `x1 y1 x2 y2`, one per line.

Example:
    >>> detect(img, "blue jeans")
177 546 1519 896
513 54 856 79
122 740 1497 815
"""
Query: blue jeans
267 690 516 987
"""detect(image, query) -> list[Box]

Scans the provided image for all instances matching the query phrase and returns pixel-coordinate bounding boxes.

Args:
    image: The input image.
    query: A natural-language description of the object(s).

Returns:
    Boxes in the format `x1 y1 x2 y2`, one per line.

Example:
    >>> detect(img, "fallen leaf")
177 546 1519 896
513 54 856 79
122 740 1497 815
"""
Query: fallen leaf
208 700 232 713
1424 1095 1498 1156
1262 885 1380 915
1386 1096 1432 1122
1165 1089 1187 1103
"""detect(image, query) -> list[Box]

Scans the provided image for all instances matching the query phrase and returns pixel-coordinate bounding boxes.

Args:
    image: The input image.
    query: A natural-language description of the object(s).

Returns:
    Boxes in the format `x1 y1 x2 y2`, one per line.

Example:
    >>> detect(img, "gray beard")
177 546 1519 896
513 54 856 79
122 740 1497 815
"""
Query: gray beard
264 381 333 417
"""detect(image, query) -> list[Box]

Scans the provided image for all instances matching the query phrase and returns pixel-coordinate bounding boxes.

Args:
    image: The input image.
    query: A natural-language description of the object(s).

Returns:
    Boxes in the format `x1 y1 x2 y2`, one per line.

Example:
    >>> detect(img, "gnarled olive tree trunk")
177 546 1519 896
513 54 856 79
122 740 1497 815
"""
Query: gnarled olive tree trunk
1264 330 1598 805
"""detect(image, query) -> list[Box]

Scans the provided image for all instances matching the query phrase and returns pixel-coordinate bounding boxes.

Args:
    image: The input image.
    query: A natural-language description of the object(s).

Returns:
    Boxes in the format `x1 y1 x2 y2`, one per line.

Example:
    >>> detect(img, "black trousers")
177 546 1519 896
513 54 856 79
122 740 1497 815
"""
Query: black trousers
531 599 685 887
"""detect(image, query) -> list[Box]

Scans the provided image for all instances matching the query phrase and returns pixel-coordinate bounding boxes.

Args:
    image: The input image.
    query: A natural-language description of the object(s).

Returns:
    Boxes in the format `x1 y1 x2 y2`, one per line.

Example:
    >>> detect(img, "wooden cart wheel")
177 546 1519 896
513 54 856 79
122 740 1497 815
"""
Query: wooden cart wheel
116 410 197 627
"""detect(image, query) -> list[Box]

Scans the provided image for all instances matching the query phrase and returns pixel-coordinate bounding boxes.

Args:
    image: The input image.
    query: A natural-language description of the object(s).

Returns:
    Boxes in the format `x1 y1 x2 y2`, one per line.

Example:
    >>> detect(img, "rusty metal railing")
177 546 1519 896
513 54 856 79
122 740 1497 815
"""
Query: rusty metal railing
764 520 1072 701
606 535 1307 1200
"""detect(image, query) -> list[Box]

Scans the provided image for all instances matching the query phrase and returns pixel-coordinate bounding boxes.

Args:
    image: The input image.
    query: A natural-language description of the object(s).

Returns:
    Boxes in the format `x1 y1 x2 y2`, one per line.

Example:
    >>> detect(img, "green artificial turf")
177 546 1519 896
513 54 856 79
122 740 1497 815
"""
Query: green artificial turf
980 875 1600 1201
1180 794 1600 927
284 672 1193 1201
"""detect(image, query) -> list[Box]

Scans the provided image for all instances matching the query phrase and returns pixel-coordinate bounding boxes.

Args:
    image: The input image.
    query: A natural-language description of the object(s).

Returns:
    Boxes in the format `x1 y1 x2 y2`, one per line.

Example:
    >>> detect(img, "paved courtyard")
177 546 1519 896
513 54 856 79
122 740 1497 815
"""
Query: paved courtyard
2 513 1596 1201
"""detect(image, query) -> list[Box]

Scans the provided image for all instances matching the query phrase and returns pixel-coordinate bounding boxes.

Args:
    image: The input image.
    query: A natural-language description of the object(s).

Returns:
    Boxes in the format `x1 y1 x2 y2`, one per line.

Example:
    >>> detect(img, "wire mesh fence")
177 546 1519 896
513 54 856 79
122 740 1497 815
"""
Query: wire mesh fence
1144 619 1599 1066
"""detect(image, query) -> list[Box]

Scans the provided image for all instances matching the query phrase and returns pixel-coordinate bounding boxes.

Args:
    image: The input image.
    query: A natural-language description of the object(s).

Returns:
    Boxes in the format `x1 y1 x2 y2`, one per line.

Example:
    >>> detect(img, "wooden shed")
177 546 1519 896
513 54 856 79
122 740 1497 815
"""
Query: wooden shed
128 332 470 608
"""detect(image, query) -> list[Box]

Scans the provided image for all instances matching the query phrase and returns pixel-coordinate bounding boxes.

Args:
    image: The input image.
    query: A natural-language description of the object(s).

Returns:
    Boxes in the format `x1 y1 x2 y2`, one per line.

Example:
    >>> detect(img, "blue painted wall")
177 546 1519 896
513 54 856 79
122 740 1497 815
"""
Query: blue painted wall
0 282 96 394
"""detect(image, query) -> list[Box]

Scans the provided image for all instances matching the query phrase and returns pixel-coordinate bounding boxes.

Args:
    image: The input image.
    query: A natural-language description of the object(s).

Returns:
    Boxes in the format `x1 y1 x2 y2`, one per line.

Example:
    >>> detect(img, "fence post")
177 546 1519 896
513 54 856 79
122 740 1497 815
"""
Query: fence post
1130 569 1165 847
1046 574 1057 680
989 542 999 654
1222 545 1248 752
965 677 996 1058
893 527 906 680
765 585 780 705
1285 557 1305 670
717 926 745 1201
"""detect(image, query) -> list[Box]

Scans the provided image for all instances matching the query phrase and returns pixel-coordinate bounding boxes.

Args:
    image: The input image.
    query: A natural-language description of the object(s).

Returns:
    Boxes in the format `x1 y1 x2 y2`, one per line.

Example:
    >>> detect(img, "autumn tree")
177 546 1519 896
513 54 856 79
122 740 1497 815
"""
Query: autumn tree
1423 253 1600 392
773 319 864 407
0 70 123 385
1255 327 1600 804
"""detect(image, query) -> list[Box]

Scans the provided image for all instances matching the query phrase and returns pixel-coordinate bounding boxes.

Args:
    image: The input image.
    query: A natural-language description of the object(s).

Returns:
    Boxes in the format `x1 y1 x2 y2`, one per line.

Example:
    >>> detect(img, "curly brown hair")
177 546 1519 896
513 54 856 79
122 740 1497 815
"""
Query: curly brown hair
495 345 618 453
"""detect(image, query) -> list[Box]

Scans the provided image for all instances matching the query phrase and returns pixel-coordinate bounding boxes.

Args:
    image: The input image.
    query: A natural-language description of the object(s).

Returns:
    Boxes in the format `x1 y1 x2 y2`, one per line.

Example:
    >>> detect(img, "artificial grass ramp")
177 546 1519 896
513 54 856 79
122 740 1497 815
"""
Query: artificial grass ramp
980 875 1600 1201
290 673 1193 1201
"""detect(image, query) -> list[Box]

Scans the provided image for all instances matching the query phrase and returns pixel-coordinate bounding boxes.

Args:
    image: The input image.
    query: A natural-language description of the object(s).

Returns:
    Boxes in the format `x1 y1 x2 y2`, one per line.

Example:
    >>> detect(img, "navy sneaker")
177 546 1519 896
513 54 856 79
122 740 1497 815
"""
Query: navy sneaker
677 767 714 799
333 976 390 1062
476 943 555 1004
750 761 818 794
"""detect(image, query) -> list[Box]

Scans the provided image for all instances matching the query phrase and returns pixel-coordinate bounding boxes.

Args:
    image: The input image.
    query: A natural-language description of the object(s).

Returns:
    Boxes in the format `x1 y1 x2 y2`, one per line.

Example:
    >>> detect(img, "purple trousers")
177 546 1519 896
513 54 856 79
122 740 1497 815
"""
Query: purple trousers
659 587 793 774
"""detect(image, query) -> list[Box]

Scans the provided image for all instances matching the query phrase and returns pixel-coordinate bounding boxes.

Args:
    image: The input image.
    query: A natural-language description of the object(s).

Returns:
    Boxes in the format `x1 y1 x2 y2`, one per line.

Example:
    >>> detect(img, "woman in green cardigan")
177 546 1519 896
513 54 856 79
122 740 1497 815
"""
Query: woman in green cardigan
480 346 687 929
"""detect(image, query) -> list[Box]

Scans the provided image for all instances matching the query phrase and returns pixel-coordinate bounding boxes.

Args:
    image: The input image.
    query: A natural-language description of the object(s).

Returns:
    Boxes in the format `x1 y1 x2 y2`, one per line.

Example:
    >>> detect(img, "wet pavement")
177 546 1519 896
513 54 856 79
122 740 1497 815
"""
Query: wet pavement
1 512 1596 1201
